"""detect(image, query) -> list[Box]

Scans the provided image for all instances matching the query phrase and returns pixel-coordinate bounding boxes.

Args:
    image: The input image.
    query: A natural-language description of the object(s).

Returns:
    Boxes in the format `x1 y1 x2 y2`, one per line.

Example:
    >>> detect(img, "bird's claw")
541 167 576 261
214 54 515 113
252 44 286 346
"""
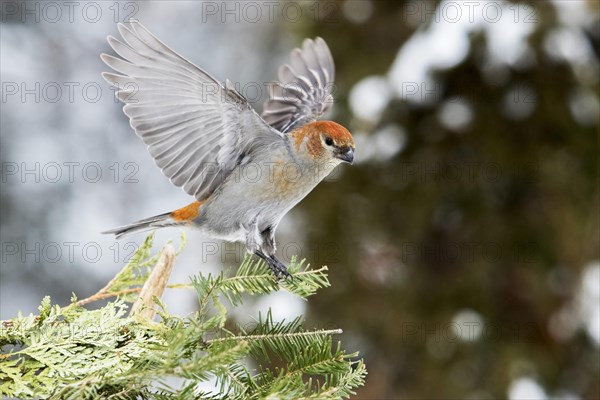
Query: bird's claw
254 250 293 281
267 256 292 281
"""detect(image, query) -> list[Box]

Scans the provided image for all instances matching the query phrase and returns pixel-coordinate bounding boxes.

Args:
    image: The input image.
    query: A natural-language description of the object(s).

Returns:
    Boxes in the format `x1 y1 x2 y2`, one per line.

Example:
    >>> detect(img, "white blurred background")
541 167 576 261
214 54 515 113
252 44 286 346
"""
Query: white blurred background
2 1 599 398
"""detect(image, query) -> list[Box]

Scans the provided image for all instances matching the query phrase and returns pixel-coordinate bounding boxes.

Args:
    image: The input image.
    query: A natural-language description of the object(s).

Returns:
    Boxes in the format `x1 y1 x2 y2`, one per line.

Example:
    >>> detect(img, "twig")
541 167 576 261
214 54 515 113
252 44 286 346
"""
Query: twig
129 244 176 320
206 328 343 344
73 287 142 307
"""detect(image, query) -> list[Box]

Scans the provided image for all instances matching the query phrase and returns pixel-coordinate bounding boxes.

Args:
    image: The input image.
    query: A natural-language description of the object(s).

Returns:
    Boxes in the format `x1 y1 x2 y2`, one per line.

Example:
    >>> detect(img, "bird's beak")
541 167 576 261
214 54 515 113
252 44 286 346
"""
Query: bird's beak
335 147 354 164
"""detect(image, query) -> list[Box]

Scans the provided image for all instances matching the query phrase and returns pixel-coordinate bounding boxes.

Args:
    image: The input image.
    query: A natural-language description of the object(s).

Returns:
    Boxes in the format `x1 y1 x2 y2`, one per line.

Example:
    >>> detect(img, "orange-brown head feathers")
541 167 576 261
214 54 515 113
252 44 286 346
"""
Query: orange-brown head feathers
291 121 355 164
312 121 355 148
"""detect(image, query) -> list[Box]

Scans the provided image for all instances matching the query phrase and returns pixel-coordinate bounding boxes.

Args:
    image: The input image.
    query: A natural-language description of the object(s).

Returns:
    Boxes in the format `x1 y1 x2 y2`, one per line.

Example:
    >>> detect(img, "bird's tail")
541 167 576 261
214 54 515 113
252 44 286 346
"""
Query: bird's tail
102 201 202 239
101 212 178 239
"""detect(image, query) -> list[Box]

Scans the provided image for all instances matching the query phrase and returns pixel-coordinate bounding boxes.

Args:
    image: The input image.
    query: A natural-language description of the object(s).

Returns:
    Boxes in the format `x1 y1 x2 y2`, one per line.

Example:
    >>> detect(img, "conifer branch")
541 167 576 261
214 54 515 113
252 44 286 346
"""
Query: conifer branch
0 234 366 399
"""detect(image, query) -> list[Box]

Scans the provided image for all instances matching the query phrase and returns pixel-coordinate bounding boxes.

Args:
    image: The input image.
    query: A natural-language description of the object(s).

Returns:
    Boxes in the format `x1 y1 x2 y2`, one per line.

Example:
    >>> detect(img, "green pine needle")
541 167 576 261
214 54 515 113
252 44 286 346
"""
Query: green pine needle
0 234 366 399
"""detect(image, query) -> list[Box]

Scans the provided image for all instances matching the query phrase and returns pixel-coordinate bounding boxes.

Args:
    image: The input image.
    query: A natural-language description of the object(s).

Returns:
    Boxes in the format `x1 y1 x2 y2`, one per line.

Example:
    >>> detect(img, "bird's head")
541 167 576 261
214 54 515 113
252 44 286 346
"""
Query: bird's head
291 121 355 166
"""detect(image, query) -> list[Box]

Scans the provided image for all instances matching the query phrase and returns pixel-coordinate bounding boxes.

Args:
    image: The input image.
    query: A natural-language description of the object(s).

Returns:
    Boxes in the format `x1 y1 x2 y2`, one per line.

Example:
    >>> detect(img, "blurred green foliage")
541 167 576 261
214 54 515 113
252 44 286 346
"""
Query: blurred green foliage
292 0 599 398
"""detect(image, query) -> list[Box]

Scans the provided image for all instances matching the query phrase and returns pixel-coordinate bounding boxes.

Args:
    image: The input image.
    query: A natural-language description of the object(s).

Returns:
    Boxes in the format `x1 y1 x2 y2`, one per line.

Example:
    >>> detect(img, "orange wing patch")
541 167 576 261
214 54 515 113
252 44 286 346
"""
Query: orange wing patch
171 201 202 222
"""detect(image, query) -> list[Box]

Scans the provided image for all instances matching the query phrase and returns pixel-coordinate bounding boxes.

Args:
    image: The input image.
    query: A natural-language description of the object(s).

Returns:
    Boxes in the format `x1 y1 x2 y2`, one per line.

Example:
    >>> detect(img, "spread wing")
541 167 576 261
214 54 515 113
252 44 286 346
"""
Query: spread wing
262 37 335 133
101 21 282 201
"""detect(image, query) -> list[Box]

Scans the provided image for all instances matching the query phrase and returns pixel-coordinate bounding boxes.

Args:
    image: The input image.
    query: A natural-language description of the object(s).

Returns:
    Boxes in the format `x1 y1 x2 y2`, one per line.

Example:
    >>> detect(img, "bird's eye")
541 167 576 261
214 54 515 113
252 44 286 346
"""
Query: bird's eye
325 137 333 146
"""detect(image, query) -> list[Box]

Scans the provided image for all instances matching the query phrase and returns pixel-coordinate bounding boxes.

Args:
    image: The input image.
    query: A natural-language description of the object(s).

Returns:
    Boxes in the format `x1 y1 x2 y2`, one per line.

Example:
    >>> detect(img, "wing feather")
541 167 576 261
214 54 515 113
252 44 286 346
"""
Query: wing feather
262 37 336 133
102 21 281 200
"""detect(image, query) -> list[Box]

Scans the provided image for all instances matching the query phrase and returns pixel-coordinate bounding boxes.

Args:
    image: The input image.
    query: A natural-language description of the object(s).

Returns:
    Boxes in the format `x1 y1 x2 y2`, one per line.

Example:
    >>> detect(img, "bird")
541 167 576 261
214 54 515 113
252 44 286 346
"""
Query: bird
100 22 354 279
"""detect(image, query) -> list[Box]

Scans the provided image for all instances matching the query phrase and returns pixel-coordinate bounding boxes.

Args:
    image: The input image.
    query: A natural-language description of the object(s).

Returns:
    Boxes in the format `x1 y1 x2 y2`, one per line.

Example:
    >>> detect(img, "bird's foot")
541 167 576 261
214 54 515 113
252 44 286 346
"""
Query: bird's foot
266 255 292 281
255 250 292 281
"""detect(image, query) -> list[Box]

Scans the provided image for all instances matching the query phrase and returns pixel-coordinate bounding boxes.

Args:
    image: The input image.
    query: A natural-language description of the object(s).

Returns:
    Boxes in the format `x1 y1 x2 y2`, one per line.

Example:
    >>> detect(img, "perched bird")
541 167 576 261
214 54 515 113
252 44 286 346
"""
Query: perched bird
101 22 354 278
